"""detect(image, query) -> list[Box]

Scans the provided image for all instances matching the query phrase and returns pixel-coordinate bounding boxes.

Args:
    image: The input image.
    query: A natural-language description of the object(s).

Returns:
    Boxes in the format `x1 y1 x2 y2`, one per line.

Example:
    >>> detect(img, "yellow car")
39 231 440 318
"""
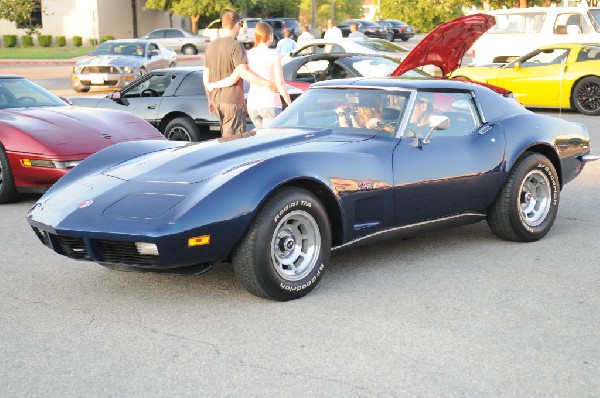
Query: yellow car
452 43 600 115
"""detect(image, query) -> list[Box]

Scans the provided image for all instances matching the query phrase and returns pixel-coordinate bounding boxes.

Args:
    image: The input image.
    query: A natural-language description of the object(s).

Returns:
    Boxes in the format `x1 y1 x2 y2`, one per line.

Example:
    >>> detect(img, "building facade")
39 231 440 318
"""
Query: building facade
0 0 190 45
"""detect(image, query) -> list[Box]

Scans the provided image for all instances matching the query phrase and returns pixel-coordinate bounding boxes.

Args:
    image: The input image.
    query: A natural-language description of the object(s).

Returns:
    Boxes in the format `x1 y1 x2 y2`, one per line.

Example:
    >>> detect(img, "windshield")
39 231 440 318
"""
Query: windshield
489 12 546 33
355 39 409 53
92 41 146 57
270 88 410 136
0 78 66 109
344 56 429 78
589 9 600 32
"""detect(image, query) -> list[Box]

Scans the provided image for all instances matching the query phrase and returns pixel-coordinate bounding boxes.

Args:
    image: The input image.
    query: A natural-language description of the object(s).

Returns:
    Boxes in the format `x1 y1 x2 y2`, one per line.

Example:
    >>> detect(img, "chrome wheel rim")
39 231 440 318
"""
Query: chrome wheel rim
519 170 551 227
166 126 191 141
271 210 321 281
576 81 600 113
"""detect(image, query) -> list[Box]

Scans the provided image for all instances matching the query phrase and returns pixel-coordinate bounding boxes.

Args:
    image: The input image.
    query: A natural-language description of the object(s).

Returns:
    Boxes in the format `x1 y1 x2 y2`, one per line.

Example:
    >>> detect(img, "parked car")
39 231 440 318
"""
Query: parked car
71 39 177 93
283 53 429 90
201 17 261 48
469 5 600 65
377 19 415 41
263 17 302 42
140 28 210 54
69 67 303 142
0 75 165 204
27 76 597 300
285 38 410 62
337 20 390 40
452 43 600 115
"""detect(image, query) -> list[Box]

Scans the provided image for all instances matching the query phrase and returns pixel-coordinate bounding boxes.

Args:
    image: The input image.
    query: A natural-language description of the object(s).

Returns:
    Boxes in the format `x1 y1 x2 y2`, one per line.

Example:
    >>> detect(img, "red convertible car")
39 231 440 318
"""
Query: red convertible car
0 75 165 204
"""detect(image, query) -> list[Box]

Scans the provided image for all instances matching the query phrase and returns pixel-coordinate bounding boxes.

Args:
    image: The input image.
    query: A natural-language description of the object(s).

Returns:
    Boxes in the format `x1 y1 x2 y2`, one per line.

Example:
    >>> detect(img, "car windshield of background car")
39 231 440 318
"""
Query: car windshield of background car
518 48 570 67
0 79 65 109
489 13 546 33
270 88 410 133
356 40 408 53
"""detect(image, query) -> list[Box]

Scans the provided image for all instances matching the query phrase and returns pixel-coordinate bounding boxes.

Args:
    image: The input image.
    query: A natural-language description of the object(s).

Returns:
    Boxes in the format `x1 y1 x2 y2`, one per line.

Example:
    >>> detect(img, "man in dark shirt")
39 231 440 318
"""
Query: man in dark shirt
203 11 276 137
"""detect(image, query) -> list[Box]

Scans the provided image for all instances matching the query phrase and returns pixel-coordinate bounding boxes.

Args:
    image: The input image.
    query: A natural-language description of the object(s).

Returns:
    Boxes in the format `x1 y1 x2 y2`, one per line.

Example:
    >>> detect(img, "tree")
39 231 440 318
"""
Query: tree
247 0 299 18
297 0 363 31
0 0 44 34
381 0 463 33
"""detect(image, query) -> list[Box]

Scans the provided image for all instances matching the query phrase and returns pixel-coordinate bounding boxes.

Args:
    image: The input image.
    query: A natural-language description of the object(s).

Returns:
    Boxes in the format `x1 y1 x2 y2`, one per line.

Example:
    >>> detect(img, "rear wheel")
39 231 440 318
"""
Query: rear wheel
164 117 200 142
487 153 559 242
572 76 600 115
0 144 19 204
232 188 331 301
182 44 198 55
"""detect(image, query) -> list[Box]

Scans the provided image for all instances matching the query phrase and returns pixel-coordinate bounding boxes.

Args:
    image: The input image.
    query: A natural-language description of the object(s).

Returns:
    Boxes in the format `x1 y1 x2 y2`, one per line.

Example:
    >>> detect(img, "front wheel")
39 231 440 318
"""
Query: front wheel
232 188 332 301
487 153 560 242
0 144 19 204
164 117 200 142
572 76 600 115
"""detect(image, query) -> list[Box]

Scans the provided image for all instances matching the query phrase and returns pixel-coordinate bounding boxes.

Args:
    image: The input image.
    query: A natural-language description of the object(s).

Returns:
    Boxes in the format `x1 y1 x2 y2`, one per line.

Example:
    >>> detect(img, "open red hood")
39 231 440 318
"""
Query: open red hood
391 13 495 78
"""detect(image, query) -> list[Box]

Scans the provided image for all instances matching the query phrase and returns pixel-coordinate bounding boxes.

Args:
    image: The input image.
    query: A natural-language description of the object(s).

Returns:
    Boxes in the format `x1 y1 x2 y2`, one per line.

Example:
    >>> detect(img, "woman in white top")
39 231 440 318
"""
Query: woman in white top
208 22 292 128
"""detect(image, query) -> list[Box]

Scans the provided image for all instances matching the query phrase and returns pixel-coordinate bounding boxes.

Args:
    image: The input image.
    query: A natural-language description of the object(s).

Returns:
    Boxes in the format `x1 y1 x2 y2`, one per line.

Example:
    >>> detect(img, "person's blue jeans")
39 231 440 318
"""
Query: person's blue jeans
248 107 281 128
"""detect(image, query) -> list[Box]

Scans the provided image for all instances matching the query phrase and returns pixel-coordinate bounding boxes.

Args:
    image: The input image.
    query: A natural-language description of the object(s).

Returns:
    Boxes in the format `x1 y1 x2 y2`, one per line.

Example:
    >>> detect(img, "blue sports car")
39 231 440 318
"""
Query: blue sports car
27 77 597 300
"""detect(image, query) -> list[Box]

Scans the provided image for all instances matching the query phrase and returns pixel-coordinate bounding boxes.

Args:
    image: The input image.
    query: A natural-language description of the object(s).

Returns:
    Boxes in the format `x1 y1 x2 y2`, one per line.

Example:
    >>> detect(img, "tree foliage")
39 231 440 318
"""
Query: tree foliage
381 0 464 33
297 0 363 30
0 0 44 34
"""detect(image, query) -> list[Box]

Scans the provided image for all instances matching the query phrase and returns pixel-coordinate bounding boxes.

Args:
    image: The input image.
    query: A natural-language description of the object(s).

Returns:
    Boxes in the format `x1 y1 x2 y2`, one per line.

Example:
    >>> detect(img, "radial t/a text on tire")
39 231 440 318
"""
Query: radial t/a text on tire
232 187 332 301
487 152 560 242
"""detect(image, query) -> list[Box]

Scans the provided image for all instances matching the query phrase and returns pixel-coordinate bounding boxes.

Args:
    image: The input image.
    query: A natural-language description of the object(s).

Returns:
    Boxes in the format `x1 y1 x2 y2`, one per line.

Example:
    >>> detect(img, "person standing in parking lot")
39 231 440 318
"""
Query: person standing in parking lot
203 10 276 137
323 19 343 39
348 23 366 38
296 25 315 48
276 29 297 56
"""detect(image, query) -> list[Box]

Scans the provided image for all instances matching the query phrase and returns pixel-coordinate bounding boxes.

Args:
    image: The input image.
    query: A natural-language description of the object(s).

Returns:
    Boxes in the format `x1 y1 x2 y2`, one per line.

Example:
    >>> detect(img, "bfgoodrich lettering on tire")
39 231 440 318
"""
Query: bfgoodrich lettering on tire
487 152 559 242
232 187 332 301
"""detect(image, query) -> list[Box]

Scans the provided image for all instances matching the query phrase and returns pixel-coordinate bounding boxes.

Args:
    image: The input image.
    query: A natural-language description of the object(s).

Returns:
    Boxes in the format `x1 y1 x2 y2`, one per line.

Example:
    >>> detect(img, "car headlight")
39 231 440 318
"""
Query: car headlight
73 66 83 74
122 66 135 74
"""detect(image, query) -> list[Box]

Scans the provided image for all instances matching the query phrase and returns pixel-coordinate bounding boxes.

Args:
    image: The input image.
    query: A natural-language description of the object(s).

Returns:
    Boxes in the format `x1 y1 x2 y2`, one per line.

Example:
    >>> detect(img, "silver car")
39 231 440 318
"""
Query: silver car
71 39 177 93
140 28 210 55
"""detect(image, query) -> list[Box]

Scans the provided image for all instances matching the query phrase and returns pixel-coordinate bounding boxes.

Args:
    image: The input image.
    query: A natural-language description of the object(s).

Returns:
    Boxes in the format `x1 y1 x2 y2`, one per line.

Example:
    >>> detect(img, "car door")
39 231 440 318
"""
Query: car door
162 29 184 51
95 73 170 125
146 42 169 70
392 90 506 226
494 48 570 106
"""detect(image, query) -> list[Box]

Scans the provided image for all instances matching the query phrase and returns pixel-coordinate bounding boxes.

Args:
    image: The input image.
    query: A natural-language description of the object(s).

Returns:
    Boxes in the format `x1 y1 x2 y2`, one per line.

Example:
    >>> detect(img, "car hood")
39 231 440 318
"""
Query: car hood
0 106 161 155
391 13 495 78
75 55 143 67
103 128 370 184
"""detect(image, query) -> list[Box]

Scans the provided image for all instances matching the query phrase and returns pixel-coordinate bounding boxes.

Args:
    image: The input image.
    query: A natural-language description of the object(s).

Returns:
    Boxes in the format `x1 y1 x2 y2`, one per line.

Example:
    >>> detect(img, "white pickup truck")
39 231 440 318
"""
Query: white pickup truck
200 17 261 49
470 5 600 65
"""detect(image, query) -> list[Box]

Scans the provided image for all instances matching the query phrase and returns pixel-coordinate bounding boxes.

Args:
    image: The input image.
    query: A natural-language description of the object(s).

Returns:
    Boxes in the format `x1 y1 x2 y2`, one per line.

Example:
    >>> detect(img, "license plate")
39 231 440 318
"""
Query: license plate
90 74 105 84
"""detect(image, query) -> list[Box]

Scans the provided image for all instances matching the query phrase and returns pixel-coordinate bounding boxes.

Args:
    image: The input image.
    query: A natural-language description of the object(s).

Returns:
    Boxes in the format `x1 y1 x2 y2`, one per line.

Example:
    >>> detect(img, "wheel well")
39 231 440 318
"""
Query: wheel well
522 145 563 188
569 74 598 108
279 179 344 247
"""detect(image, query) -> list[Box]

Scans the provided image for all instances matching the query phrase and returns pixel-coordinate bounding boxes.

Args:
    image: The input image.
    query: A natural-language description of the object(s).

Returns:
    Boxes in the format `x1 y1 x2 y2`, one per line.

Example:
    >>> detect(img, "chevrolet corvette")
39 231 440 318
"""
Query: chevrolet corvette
27 76 597 300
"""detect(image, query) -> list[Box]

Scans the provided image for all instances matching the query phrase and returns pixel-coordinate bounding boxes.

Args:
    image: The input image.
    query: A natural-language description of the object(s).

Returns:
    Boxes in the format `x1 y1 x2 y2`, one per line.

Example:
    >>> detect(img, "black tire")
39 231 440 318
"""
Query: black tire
572 76 600 116
0 144 19 204
401 37 409 42
71 79 90 93
487 153 560 242
182 44 197 55
387 32 394 41
164 117 200 142
232 187 332 301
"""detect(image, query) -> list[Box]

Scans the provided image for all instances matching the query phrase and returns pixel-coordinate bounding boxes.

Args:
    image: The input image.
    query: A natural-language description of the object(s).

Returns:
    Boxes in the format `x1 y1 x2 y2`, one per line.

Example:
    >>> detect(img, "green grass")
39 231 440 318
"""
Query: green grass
0 47 92 59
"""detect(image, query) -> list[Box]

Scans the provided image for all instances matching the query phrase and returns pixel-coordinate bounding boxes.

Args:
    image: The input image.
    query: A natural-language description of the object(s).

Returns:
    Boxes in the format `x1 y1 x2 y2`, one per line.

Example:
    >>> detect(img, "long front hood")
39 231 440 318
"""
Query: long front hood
2 106 161 155
76 55 142 68
103 128 368 184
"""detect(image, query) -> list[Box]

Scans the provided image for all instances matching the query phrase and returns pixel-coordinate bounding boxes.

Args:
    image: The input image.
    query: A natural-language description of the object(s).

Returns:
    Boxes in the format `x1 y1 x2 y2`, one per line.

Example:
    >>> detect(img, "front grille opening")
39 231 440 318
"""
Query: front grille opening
93 240 159 266
52 235 89 260
32 227 50 247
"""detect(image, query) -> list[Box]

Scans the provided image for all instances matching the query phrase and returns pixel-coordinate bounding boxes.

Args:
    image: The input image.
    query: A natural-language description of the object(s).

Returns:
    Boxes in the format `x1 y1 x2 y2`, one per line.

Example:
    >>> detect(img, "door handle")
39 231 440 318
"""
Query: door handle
147 105 157 109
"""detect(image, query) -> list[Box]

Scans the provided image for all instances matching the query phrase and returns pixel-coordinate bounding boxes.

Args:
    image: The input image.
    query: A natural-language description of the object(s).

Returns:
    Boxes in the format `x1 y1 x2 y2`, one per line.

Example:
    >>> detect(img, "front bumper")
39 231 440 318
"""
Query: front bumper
71 72 136 88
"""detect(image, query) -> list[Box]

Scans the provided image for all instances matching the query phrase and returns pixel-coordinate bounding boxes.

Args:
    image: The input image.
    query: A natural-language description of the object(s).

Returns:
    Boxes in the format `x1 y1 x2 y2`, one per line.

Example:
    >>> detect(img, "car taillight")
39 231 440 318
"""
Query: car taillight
366 28 377 32
282 21 286 31
399 27 406 32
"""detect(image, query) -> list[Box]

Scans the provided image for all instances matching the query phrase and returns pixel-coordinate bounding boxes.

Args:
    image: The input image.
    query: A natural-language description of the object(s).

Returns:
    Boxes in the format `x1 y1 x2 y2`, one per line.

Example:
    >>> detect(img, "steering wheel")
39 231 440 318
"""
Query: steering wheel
141 89 159 97
16 96 37 104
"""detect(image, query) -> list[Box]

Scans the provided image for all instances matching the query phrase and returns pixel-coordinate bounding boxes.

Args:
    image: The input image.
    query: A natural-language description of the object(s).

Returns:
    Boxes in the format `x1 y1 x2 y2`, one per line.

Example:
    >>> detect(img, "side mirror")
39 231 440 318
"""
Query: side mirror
110 91 121 101
422 115 449 145
513 61 521 71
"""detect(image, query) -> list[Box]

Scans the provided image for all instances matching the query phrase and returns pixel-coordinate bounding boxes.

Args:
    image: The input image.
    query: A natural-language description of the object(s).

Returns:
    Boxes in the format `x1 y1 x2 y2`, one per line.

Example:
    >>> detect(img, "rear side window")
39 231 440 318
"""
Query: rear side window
165 30 184 38
576 45 600 62
174 72 205 96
